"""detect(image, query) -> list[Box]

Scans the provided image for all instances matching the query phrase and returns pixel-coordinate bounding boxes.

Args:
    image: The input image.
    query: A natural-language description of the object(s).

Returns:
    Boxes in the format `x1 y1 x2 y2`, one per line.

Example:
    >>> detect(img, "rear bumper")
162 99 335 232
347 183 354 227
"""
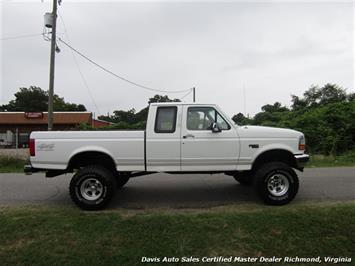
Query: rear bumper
294 154 310 170
24 164 40 175
24 164 67 177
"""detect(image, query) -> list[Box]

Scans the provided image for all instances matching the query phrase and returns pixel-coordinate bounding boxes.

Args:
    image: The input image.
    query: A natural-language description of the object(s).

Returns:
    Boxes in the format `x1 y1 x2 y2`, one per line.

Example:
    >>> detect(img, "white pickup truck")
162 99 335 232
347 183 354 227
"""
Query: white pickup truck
25 102 309 210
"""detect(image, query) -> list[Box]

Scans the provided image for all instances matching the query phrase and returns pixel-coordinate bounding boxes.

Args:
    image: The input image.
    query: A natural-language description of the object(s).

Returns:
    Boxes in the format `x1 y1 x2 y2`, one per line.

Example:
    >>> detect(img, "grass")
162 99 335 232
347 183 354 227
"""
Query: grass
0 202 354 265
0 156 26 173
307 151 355 168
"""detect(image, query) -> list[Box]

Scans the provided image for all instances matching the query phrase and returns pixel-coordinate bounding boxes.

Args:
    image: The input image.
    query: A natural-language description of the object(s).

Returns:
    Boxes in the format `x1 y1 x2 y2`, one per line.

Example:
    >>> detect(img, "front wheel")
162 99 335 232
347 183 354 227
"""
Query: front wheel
69 165 116 210
254 162 299 205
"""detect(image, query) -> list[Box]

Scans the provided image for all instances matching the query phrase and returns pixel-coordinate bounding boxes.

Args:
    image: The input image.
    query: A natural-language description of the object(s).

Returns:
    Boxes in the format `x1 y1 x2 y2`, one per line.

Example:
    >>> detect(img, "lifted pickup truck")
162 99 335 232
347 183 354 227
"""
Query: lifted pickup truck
25 103 309 210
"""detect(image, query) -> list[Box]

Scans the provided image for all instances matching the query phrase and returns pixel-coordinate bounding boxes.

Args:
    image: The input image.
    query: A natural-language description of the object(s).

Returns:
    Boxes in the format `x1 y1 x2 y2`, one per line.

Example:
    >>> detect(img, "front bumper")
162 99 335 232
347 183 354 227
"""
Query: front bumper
294 154 310 169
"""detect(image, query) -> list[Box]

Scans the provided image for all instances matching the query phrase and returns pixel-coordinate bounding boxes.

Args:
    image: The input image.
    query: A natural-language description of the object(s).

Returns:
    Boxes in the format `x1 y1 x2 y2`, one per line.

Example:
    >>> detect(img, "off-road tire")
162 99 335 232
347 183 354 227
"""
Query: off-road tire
254 162 299 205
69 165 116 210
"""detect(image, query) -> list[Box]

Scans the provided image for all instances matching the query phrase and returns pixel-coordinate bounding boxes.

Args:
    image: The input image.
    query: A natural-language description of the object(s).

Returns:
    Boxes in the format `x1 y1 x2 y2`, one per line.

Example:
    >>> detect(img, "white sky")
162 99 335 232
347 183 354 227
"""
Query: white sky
0 0 354 117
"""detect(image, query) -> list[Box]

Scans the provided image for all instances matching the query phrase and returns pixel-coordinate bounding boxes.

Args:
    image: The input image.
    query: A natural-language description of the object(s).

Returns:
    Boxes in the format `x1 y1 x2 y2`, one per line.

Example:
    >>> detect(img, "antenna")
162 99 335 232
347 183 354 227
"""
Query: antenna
243 85 246 115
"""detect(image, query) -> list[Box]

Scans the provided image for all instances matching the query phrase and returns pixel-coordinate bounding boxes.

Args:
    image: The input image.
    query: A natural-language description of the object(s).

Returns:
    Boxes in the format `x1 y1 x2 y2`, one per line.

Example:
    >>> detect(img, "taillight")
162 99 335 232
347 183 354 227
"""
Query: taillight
299 135 306 151
29 139 35 156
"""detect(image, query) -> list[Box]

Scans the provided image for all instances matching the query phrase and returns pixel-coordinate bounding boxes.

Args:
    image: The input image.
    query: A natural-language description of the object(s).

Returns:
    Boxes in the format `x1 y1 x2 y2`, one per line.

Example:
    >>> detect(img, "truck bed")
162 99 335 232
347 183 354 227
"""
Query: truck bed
30 131 145 171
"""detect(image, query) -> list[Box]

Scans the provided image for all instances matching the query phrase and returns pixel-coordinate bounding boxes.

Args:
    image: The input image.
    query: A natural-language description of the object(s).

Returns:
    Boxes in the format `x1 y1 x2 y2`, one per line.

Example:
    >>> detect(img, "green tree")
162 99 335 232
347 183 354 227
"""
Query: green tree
112 109 137 124
53 95 86 111
303 85 322 107
291 83 348 110
319 83 347 105
290 95 307 111
1 86 48 111
231 113 253 125
232 113 245 124
245 84 354 155
0 86 86 112
261 102 289 113
148 94 181 104
251 102 289 126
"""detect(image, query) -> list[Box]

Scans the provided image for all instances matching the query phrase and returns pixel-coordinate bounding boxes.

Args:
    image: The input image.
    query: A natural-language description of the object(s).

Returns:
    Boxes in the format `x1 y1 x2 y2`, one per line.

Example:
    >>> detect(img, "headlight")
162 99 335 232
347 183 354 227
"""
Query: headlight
298 135 306 151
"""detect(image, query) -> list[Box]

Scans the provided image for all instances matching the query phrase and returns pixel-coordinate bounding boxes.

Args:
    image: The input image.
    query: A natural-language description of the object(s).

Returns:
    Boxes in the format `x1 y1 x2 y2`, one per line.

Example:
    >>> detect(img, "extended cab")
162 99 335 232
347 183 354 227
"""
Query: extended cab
25 103 309 210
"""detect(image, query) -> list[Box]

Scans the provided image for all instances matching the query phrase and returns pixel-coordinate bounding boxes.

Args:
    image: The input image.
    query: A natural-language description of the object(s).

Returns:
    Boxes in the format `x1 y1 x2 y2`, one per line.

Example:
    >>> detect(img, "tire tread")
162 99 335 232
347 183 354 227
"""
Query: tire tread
254 162 299 205
69 165 116 210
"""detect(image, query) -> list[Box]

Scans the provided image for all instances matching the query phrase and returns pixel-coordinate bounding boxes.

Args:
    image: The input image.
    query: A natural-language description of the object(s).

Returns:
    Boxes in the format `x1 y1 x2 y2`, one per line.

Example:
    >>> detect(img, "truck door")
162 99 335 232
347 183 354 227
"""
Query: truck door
181 105 239 171
146 105 182 171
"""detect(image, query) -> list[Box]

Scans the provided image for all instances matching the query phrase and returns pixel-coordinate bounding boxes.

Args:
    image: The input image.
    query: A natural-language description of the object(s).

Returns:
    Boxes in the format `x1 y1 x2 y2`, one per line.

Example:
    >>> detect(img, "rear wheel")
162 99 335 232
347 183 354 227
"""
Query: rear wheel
254 162 299 205
69 165 116 210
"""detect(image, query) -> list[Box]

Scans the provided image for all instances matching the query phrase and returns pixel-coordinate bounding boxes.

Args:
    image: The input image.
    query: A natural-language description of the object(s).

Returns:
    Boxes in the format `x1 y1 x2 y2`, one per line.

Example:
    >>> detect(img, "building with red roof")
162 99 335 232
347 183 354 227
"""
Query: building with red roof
0 112 112 148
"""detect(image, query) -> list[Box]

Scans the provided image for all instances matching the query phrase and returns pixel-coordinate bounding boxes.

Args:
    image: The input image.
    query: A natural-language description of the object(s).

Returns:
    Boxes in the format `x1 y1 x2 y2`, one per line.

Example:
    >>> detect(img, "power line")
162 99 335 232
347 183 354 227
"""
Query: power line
0 33 43 41
180 89 193 101
58 12 100 115
58 38 191 94
0 32 63 41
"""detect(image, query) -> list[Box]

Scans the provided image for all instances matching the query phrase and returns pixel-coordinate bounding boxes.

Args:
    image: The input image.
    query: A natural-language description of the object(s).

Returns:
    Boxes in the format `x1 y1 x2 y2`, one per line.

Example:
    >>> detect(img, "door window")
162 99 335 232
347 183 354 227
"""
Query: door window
187 107 230 131
216 112 230 130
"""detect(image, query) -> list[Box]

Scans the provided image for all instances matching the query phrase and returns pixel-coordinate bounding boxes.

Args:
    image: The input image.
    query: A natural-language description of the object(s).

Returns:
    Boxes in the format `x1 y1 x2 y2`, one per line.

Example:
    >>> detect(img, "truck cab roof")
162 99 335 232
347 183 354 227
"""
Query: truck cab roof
150 102 217 106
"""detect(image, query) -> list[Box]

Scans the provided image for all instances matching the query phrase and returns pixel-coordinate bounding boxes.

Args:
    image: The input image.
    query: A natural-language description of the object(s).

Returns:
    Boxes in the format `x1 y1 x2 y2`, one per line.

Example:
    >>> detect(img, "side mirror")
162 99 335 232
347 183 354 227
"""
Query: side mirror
211 122 222 133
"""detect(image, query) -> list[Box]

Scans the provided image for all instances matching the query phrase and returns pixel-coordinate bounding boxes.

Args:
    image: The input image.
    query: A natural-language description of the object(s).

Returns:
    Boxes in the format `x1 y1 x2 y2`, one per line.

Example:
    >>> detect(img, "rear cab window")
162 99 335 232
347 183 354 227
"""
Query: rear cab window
154 106 177 133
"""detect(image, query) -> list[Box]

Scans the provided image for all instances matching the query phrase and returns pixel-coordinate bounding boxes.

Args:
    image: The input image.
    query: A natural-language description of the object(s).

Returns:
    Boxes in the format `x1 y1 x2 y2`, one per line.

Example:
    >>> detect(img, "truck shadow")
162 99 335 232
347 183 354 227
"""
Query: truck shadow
108 174 261 209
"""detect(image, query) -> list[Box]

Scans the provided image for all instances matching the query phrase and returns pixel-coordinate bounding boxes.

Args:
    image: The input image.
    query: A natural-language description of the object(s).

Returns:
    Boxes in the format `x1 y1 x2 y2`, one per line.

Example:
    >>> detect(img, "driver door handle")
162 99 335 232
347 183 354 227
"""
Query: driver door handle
183 134 195 139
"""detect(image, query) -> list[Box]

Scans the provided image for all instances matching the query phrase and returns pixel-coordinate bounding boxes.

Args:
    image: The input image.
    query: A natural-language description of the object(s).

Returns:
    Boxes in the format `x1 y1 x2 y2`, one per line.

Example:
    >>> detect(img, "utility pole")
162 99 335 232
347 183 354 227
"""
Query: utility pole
48 0 58 131
193 87 195 102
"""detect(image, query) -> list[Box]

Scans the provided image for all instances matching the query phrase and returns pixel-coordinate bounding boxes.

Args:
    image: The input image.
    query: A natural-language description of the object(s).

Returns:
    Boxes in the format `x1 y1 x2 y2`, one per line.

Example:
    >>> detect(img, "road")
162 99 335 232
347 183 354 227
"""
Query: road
0 167 354 209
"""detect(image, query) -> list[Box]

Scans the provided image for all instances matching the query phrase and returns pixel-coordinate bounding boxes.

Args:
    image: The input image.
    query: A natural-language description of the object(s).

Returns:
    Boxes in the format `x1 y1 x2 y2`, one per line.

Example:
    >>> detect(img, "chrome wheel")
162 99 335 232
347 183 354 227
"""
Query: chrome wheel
80 178 103 201
267 172 290 197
